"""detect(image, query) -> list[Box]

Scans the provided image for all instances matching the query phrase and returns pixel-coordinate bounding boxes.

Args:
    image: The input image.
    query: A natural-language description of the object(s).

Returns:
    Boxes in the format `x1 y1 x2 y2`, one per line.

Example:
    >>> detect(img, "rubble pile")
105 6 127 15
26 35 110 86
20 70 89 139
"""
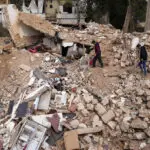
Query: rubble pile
108 33 150 72
0 47 150 150
19 12 118 46
1 4 150 150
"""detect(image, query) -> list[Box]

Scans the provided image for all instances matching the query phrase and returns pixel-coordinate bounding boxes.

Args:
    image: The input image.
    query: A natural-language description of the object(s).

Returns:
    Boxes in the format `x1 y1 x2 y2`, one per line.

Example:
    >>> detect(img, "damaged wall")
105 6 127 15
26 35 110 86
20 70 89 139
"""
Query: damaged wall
3 4 42 47
19 12 102 46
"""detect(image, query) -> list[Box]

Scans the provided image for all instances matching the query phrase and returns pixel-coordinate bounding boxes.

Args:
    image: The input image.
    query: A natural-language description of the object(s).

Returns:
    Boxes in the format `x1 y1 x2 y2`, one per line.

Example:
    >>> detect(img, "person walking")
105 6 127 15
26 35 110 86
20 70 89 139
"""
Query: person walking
137 43 148 75
92 40 103 68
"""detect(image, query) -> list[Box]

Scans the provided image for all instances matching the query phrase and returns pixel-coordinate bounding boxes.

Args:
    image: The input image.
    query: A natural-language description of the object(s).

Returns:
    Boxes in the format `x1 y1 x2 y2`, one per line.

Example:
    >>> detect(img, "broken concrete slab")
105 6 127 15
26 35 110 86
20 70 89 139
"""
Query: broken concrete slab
131 119 148 129
19 12 55 37
101 110 115 124
64 130 80 150
3 5 42 48
33 68 46 80
76 127 104 135
37 91 51 110
95 103 106 116
31 113 64 129
133 132 146 140
19 12 101 46
108 121 116 130
92 120 103 128
25 84 49 101
31 115 51 128
70 119 79 129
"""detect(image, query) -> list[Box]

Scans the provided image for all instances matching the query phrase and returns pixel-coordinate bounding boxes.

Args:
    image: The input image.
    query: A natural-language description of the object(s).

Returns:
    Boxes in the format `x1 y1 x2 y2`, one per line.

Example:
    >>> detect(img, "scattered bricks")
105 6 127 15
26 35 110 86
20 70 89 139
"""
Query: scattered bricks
81 109 89 117
131 119 148 129
92 98 98 105
77 103 85 111
78 123 87 128
139 109 150 118
70 119 79 129
115 89 124 96
87 104 94 111
108 121 117 130
147 101 150 108
129 140 140 150
120 121 130 132
145 90 150 96
83 93 93 103
83 135 92 144
0 128 7 135
95 104 106 116
136 89 145 96
133 132 146 140
101 110 115 124
93 115 100 122
92 120 103 128
145 128 150 137
101 97 109 106
147 96 150 101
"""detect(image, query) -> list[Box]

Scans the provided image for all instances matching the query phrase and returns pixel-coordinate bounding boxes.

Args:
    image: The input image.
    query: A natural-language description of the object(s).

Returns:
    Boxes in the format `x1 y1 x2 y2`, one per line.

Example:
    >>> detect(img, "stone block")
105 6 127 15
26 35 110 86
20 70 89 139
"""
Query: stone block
101 110 115 124
131 119 148 129
95 104 106 116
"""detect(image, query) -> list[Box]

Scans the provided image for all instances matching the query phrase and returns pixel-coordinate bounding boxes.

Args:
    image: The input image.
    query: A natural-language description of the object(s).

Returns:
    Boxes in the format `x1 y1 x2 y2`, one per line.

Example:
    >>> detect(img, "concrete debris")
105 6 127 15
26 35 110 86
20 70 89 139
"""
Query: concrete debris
11 119 47 150
101 110 115 124
95 103 106 116
70 119 79 129
131 119 148 129
64 131 80 150
1 4 150 150
134 132 146 140
25 84 49 101
37 91 51 110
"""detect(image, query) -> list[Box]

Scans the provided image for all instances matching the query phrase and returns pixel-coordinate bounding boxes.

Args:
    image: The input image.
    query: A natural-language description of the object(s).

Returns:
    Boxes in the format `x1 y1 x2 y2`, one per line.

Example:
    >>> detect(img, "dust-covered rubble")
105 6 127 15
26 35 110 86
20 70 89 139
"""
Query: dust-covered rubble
1 7 150 149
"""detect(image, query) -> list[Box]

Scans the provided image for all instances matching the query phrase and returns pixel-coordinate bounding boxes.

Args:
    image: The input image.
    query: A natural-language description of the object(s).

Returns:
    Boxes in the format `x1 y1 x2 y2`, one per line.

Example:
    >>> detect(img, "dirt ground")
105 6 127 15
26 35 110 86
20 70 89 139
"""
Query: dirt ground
0 49 42 81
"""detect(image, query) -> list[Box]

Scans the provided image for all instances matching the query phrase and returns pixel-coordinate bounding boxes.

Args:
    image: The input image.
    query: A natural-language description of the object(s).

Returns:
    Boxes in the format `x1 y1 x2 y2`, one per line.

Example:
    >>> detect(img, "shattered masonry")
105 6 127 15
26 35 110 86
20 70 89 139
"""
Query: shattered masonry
1 3 150 150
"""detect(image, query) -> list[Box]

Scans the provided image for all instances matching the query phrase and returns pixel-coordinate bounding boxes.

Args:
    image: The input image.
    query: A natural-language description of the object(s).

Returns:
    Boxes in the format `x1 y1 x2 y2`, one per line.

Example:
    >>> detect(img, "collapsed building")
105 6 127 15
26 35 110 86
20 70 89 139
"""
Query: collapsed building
1 2 150 150
2 4 101 57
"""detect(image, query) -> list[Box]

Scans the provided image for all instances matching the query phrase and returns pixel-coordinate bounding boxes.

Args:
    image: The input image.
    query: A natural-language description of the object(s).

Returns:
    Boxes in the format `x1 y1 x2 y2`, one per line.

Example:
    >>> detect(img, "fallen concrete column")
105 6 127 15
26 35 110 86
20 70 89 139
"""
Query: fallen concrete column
76 127 104 135
25 84 50 101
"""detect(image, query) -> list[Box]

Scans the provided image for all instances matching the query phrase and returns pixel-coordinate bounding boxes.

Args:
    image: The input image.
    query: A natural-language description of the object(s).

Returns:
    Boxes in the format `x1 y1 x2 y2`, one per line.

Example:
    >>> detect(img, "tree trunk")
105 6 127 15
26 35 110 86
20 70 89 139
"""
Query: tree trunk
123 0 132 33
100 12 109 24
145 0 150 31
77 0 80 26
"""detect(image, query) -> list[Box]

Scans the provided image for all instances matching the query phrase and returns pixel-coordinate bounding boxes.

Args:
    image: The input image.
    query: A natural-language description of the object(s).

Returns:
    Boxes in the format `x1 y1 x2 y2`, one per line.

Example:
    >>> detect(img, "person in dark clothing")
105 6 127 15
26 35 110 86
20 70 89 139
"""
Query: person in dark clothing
137 43 148 75
92 40 103 68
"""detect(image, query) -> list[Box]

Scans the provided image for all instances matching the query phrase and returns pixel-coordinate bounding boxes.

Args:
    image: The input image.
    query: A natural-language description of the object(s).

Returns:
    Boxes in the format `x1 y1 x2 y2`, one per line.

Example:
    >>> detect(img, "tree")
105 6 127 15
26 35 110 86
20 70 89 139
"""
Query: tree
85 0 108 23
145 0 150 31
108 0 128 29
123 0 132 33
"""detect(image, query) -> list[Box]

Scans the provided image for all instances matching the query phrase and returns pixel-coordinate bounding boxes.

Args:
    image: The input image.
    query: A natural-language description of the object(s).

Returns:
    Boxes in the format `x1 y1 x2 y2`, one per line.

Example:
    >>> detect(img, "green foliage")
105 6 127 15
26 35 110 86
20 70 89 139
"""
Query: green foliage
10 0 147 30
108 0 128 29
85 0 147 29
132 0 147 22
86 0 108 22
